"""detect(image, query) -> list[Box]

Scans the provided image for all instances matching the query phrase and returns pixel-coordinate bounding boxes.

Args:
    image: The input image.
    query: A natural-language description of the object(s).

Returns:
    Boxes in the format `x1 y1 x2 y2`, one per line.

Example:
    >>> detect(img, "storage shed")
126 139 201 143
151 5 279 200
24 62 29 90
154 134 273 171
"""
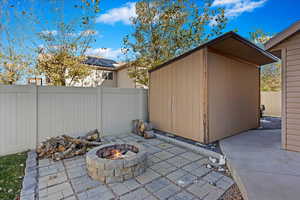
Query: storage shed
149 32 277 143
265 20 300 152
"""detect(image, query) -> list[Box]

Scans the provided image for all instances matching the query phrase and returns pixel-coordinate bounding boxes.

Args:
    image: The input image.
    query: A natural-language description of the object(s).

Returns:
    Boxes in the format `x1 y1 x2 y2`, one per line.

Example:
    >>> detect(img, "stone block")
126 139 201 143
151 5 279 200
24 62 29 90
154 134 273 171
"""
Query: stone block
22 176 37 190
114 168 123 176
169 191 195 200
20 193 35 200
105 159 124 169
145 177 170 193
154 183 180 200
106 176 123 184
103 169 114 176
123 173 134 181
124 158 138 168
96 175 106 183
122 167 133 175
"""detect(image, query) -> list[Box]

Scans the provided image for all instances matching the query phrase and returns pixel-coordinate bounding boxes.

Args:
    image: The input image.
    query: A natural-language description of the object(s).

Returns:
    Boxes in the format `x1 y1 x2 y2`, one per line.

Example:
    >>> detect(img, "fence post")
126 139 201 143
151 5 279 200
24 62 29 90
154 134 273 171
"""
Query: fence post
35 85 38 148
97 86 104 134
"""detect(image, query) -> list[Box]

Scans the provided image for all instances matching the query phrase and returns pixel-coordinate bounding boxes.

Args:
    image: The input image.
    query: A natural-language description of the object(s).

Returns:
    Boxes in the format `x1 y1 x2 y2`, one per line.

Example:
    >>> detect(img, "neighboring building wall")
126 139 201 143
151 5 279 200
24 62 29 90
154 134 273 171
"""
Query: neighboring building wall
42 66 138 88
261 91 281 117
207 50 260 142
117 67 136 88
0 85 148 156
68 69 117 88
102 71 117 87
273 32 300 151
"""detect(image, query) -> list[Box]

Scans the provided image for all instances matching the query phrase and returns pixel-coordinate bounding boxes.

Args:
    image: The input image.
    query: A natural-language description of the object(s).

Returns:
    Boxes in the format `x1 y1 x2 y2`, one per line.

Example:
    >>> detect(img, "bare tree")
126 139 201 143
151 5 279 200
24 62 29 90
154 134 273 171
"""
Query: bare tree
0 0 101 85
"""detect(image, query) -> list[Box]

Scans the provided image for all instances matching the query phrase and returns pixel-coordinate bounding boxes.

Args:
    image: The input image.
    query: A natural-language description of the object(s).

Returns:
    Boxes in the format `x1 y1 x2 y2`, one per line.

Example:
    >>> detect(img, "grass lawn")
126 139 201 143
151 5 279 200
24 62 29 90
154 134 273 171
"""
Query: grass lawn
0 152 27 200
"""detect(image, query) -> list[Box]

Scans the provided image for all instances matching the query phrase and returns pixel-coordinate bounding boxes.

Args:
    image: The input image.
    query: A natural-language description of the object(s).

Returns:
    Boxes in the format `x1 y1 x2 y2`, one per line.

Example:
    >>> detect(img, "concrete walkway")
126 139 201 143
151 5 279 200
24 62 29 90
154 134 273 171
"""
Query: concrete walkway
220 129 300 200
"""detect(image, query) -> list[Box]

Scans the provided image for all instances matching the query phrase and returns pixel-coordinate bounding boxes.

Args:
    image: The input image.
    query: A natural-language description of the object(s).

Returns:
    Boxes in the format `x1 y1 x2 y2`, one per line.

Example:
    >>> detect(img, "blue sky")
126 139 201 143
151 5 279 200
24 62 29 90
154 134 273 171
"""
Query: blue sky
4 0 300 61
89 0 300 61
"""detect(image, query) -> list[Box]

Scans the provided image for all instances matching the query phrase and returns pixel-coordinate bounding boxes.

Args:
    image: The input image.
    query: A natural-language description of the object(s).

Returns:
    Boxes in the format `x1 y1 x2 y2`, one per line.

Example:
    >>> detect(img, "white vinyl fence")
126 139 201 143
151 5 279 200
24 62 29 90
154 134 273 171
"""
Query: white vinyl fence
0 85 148 156
261 91 281 117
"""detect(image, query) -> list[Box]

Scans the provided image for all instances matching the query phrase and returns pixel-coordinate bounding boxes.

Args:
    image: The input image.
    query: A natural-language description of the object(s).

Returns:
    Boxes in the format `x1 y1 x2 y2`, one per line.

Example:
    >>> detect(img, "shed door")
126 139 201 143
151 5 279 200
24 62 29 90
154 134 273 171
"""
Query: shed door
149 49 205 142
149 66 173 133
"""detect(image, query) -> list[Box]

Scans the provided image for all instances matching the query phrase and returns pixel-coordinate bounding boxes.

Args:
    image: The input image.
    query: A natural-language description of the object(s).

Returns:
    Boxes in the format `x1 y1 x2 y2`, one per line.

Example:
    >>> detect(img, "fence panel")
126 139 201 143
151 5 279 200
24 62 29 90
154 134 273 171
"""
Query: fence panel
37 87 99 143
261 91 281 117
101 88 148 135
0 85 148 155
0 86 37 155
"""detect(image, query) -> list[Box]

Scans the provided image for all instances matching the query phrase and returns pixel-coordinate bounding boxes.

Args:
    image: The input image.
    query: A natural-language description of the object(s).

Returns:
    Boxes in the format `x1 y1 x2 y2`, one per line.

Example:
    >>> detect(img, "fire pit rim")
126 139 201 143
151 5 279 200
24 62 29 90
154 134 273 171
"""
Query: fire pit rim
86 142 148 184
96 143 140 160
87 142 146 160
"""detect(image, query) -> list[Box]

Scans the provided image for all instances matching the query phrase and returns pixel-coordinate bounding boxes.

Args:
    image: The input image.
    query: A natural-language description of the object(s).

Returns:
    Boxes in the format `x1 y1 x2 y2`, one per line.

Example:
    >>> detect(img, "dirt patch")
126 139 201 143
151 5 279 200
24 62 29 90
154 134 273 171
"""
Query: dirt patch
220 184 244 200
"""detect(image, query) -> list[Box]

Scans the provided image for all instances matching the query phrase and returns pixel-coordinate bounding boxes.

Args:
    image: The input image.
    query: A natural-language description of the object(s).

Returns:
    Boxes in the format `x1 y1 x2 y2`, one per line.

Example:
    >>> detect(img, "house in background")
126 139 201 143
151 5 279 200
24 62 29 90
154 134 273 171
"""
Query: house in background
70 56 140 88
28 56 140 88
265 20 300 152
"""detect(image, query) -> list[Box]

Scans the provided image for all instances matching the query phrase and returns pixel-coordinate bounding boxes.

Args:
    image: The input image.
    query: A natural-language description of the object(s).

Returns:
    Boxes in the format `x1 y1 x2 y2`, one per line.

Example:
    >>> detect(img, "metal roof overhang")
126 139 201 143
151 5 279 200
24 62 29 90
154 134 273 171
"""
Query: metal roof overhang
149 32 278 73
207 33 279 66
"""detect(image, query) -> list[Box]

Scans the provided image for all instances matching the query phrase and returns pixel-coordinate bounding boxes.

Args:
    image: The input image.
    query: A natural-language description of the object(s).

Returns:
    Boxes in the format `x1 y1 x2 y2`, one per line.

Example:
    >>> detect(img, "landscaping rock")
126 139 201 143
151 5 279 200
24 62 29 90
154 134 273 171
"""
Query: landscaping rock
144 130 156 139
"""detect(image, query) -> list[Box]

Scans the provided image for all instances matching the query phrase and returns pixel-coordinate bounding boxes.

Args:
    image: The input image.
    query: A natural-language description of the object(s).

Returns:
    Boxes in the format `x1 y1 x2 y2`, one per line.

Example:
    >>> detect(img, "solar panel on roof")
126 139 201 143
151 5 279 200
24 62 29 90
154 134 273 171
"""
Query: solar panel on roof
84 56 118 68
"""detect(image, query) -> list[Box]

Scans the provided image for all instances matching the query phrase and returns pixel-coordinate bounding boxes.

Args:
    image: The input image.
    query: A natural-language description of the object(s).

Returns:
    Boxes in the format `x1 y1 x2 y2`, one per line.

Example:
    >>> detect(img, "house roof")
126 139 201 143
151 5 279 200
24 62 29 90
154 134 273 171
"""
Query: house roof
84 56 129 72
149 31 278 73
84 56 120 68
265 20 300 51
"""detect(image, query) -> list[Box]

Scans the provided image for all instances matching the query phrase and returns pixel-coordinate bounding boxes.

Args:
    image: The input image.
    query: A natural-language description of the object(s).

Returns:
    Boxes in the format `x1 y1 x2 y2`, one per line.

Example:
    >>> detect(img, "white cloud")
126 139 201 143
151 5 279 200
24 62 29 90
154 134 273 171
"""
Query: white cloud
212 0 241 6
40 30 58 36
96 2 136 25
212 0 267 17
86 48 123 60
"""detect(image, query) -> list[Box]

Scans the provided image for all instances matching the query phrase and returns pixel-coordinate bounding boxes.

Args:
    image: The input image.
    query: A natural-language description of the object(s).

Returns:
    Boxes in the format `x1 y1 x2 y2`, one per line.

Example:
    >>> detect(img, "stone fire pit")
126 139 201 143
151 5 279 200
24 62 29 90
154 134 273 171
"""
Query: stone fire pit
86 142 148 184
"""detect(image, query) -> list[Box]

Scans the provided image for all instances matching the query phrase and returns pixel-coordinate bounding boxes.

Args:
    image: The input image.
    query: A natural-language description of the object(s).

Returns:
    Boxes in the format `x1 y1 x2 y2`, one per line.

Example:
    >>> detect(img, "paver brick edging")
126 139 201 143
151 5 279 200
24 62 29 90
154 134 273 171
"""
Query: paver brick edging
20 150 38 200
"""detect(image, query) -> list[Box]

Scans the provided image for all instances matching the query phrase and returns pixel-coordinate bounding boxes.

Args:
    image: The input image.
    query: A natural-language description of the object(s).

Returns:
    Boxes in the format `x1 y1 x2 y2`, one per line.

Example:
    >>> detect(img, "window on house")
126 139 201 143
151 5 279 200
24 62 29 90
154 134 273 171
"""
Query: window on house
102 72 113 80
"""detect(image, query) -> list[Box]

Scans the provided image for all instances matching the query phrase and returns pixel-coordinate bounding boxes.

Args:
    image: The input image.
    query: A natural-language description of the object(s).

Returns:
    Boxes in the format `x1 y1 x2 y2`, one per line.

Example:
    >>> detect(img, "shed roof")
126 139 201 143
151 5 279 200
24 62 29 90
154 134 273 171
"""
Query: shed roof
265 20 300 51
149 31 278 73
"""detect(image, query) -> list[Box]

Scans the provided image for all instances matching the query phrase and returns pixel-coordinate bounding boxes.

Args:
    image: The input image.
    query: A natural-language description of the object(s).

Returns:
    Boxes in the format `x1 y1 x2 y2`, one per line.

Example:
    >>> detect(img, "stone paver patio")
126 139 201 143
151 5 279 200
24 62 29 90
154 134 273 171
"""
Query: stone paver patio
37 134 234 200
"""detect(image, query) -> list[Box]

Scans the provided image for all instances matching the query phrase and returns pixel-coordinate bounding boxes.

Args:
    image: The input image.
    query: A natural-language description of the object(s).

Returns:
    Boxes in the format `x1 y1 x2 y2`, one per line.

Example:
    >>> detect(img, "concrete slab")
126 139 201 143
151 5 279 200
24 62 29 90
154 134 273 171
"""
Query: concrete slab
220 129 300 200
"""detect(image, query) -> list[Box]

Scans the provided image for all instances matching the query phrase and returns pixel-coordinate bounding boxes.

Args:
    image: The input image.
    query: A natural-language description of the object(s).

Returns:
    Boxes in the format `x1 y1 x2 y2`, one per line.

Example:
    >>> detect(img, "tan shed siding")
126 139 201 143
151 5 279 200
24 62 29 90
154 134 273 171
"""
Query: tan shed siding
149 66 173 133
149 50 205 142
207 51 259 142
284 32 300 151
171 50 205 142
